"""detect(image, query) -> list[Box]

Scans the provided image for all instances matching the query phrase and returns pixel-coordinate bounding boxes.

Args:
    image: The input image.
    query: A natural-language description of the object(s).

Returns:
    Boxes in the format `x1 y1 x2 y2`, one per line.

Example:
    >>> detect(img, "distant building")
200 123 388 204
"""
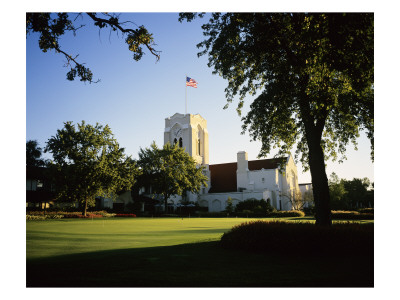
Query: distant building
153 113 304 212
26 167 55 209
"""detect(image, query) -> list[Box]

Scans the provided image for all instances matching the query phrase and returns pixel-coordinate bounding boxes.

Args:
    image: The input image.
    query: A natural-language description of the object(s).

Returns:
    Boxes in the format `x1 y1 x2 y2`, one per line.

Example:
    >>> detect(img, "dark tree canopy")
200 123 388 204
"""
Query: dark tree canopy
26 140 46 167
180 13 374 226
26 13 160 83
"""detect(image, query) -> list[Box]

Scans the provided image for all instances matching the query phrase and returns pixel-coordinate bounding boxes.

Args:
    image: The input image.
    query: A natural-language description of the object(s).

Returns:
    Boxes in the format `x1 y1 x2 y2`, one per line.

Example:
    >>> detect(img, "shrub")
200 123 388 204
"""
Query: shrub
358 208 374 214
220 220 373 257
331 210 373 220
266 210 305 218
235 198 274 215
26 215 47 220
63 213 103 218
115 214 137 218
302 206 315 216
48 214 64 219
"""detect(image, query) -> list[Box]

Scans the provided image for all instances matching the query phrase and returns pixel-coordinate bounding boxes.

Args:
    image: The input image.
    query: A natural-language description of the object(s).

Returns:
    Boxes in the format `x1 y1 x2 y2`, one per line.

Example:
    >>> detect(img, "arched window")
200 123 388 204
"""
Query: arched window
173 138 177 145
179 137 183 148
198 139 201 155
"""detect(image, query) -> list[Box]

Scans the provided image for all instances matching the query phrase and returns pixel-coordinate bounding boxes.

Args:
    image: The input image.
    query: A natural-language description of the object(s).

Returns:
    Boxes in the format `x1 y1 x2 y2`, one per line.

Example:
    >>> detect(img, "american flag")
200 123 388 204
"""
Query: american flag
186 77 198 88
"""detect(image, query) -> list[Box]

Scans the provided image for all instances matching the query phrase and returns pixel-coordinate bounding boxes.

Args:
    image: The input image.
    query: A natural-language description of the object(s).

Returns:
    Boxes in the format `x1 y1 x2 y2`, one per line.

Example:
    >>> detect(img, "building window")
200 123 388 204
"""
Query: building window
179 137 183 148
197 139 201 155
174 138 177 145
36 180 44 191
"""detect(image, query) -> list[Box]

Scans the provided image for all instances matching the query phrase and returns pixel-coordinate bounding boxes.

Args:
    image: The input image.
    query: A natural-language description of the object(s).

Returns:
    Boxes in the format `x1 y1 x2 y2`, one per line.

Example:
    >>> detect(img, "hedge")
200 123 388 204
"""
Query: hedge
266 210 305 218
220 220 373 256
331 210 374 220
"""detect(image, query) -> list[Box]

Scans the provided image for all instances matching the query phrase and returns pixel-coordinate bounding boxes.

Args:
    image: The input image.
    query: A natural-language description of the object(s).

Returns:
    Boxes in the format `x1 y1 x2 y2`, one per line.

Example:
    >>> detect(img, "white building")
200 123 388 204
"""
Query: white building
94 112 305 212
160 113 302 212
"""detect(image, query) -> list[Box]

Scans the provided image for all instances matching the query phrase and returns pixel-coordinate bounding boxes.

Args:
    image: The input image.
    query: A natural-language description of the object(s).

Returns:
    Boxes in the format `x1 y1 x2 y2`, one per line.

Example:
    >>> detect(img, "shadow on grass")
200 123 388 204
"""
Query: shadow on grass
27 241 373 287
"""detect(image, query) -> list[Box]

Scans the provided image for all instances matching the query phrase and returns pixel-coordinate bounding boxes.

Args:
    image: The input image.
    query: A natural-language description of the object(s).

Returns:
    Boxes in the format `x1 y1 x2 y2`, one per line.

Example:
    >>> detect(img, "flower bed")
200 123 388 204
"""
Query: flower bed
114 214 137 218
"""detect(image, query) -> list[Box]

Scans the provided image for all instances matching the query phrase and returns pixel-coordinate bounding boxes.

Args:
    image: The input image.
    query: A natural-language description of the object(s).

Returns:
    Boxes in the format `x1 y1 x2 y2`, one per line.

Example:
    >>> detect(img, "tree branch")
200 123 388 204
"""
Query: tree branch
86 13 160 61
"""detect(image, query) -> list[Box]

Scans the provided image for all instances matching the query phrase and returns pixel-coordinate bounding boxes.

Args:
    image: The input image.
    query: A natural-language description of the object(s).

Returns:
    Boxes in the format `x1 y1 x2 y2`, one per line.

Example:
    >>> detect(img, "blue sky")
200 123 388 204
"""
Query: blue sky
26 12 374 183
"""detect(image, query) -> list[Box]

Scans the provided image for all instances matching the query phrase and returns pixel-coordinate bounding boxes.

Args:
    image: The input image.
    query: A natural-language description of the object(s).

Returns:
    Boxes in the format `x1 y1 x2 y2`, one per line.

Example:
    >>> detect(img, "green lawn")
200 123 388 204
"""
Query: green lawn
26 217 374 287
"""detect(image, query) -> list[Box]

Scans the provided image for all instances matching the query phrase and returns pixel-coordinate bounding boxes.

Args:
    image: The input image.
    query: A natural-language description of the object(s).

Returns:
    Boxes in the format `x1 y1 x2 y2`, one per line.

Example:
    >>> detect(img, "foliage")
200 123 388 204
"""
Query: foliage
331 210 373 220
358 208 374 214
115 214 137 218
342 177 374 209
179 13 374 226
266 210 305 218
26 210 118 219
220 220 373 256
26 13 160 83
225 196 233 213
137 142 209 212
280 190 308 211
302 205 315 216
235 198 274 215
26 215 49 220
329 173 374 210
328 172 347 209
26 140 46 167
44 121 140 216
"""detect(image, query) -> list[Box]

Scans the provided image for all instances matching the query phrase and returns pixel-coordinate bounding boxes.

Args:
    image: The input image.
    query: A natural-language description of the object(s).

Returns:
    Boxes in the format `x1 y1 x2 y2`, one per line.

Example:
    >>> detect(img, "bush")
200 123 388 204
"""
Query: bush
266 210 305 218
26 210 118 219
302 206 315 216
220 220 373 257
331 210 373 220
358 208 374 214
115 214 137 218
235 198 274 215
63 213 103 218
26 215 47 220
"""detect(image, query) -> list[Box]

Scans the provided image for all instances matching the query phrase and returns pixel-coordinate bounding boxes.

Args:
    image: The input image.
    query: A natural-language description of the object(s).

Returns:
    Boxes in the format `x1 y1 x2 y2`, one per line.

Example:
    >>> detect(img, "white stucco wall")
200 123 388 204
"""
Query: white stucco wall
199 190 273 212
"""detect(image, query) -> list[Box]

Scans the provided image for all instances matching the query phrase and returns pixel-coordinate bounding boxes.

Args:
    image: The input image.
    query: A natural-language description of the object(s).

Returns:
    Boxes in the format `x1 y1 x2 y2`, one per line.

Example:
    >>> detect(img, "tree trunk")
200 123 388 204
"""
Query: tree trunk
83 198 88 216
298 88 332 226
307 134 332 226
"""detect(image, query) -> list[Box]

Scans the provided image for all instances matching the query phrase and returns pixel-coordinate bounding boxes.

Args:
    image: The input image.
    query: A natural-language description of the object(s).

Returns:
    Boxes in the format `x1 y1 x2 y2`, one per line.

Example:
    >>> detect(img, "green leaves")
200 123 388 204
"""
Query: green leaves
186 13 373 170
45 121 139 212
137 142 209 210
27 13 160 83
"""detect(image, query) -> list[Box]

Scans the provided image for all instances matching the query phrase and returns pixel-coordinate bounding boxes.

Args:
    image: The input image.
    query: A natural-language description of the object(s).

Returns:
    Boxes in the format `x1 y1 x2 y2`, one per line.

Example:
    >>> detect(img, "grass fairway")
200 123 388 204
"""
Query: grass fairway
26 217 373 287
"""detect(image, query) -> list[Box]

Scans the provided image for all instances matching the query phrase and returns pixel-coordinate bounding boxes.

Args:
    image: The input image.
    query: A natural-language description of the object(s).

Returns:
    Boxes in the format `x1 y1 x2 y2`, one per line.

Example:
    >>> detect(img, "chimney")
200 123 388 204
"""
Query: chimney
237 151 248 173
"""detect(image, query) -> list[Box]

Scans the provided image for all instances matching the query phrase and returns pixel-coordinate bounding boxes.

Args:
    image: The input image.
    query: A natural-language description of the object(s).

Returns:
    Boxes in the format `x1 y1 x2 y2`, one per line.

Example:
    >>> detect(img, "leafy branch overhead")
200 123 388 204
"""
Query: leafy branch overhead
26 13 160 83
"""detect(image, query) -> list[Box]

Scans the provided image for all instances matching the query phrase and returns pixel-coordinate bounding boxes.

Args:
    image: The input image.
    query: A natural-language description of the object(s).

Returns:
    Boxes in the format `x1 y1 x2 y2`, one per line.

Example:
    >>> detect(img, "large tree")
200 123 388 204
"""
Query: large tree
138 142 208 212
45 121 140 216
26 13 160 83
179 13 373 226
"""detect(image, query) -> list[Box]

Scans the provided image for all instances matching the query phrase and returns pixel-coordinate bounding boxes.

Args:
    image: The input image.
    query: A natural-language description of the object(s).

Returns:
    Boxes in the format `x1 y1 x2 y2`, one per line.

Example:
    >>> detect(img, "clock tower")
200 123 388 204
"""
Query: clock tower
164 113 209 165
164 113 210 194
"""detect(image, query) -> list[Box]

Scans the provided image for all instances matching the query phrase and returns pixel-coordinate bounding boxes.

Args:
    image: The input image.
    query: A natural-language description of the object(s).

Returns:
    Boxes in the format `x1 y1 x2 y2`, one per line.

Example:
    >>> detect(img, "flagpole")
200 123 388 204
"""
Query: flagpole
185 74 187 115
